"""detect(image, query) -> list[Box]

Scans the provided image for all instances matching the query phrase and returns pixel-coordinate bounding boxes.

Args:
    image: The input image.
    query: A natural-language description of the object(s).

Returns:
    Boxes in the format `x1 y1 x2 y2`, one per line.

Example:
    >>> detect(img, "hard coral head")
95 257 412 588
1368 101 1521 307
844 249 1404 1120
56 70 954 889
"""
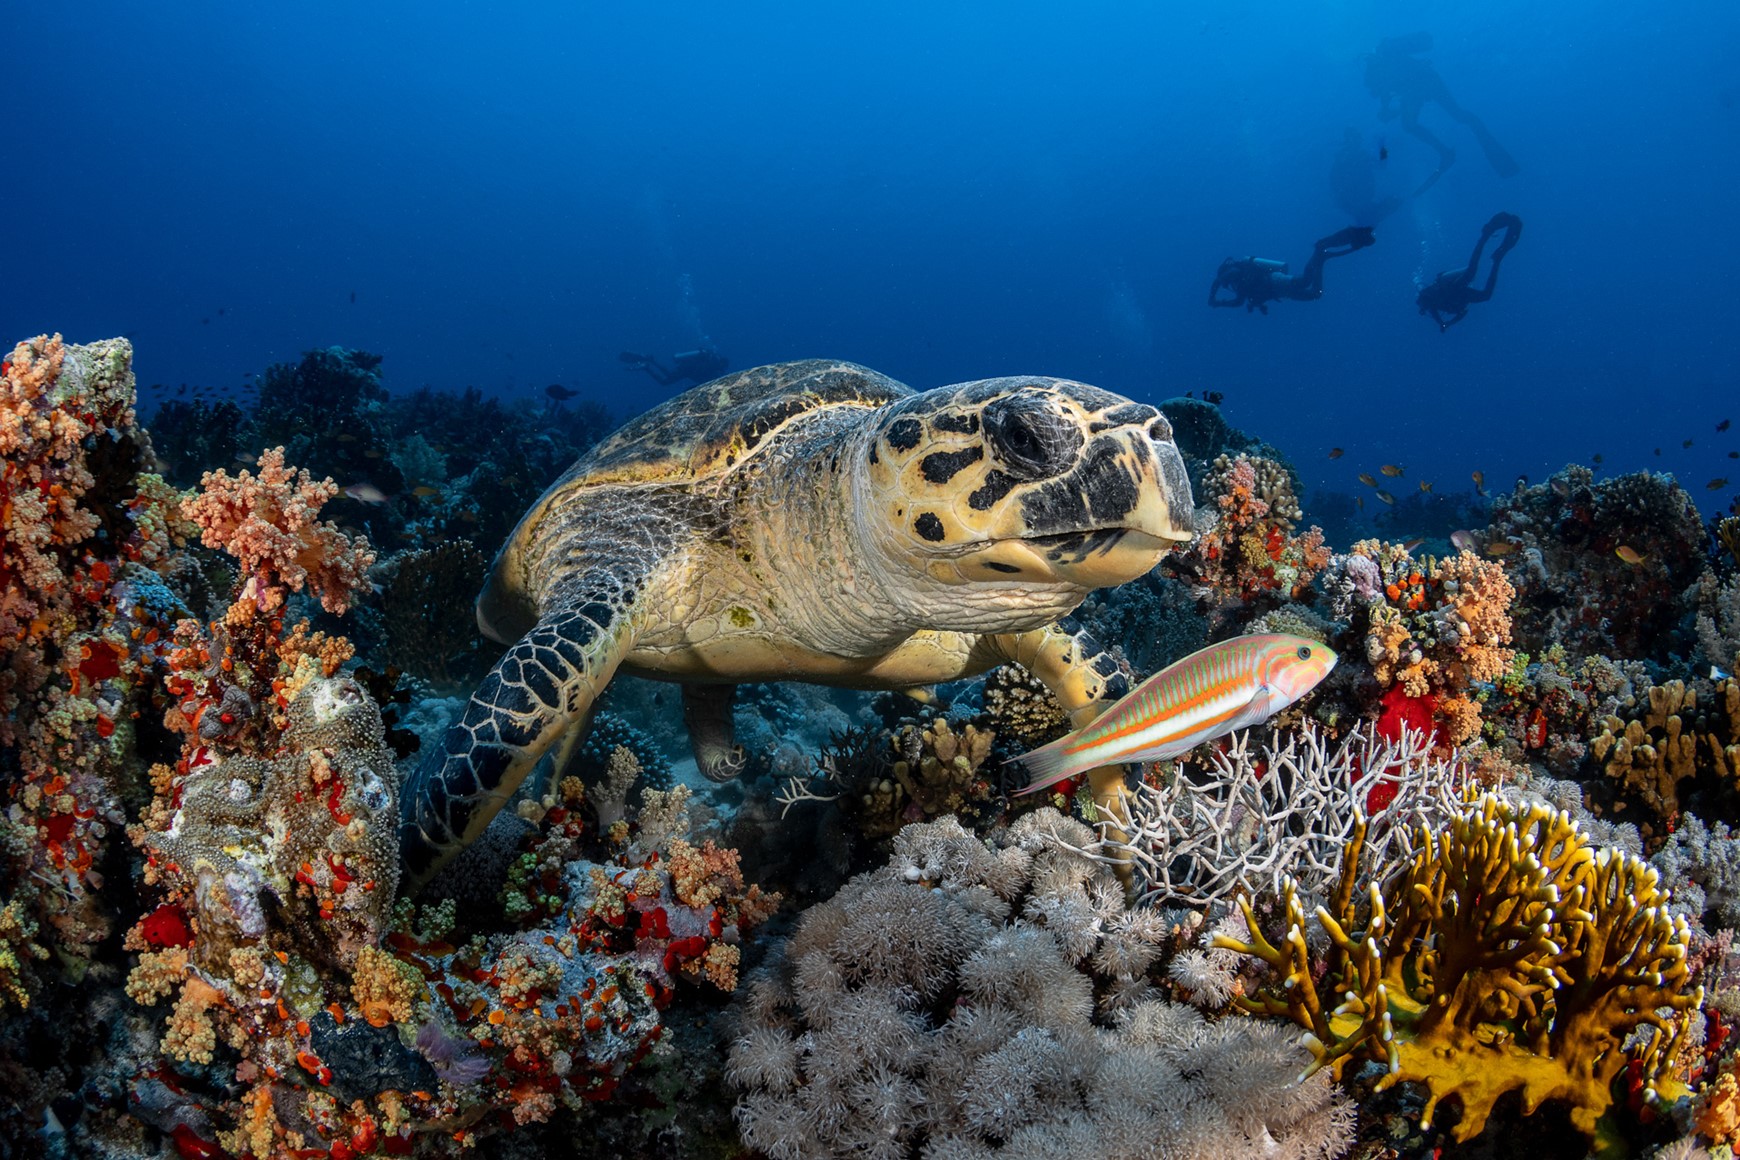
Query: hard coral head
863 377 1194 589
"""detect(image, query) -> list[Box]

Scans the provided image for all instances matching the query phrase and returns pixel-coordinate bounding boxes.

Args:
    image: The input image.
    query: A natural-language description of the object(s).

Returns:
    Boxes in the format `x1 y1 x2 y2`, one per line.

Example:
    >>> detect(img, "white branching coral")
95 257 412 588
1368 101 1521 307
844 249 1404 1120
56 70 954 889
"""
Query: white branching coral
1059 723 1468 906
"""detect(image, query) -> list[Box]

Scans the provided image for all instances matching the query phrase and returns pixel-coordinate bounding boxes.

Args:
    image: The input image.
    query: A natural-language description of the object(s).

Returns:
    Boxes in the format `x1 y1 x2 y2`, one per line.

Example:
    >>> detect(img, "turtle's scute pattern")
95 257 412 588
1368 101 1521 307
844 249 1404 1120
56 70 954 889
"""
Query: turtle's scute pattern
402 360 1196 885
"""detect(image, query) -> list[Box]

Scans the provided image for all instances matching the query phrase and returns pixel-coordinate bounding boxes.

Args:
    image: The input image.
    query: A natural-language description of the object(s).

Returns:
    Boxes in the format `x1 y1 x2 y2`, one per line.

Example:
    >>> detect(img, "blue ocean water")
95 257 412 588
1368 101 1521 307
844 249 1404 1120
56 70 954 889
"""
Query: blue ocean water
6 1 1738 516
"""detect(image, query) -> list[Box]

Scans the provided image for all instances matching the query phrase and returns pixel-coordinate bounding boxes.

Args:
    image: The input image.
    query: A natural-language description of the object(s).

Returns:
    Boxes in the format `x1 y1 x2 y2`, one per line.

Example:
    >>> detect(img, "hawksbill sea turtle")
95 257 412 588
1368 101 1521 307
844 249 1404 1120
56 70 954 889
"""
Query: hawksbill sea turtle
400 359 1194 887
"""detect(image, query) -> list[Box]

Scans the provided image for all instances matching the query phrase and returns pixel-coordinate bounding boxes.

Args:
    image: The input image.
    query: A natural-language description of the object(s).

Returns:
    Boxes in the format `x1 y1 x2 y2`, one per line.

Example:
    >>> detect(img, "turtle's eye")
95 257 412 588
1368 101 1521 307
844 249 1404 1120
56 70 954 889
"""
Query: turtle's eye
984 397 1077 480
1296 646 1312 660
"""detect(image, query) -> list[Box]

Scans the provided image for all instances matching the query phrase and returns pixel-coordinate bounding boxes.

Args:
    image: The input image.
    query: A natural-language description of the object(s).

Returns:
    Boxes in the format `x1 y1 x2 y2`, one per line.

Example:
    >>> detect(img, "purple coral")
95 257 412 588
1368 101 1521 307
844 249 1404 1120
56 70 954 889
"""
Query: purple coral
415 1019 491 1084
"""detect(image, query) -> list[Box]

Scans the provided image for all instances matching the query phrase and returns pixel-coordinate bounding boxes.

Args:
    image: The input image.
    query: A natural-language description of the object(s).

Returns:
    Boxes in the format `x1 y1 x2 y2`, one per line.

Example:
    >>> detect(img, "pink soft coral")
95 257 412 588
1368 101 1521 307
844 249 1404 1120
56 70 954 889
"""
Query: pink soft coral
180 447 375 615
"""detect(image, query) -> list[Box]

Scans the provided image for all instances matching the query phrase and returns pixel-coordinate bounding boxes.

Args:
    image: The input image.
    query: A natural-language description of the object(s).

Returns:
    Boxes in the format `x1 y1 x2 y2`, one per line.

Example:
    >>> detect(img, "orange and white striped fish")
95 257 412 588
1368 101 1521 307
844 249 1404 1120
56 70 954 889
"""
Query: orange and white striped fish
1012 634 1338 794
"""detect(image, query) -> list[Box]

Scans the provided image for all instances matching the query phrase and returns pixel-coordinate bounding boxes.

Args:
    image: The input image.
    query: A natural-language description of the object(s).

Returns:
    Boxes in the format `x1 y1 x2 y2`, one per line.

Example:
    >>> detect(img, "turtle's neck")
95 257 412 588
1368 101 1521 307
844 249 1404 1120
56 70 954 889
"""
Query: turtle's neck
735 412 919 658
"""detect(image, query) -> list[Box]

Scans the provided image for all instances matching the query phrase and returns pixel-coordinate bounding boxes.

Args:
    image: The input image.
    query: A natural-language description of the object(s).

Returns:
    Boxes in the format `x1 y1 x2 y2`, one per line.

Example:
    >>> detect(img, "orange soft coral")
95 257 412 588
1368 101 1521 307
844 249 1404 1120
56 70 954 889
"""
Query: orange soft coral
180 447 375 616
1348 543 1516 747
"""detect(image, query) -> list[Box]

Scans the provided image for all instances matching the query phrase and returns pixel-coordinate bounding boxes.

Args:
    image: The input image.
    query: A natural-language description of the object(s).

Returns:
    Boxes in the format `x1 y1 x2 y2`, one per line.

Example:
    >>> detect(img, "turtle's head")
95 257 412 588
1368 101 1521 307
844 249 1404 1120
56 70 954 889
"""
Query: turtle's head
860 377 1194 591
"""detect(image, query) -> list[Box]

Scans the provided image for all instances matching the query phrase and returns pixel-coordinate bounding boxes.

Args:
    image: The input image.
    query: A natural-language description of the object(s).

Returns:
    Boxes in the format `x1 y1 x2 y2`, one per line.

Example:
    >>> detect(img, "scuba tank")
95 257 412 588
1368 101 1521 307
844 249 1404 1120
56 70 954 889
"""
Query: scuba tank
1247 258 1289 274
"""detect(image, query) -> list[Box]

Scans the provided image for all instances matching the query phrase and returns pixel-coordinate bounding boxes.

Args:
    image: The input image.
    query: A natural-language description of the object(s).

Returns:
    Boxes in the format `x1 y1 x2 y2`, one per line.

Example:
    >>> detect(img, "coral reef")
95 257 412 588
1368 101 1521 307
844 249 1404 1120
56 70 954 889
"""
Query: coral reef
1085 723 1466 905
1484 465 1707 662
1592 674 1740 823
774 715 999 840
148 397 246 485
0 335 180 975
134 673 404 970
374 539 489 687
1324 540 1517 746
729 812 1353 1159
1163 453 1331 630
1218 792 1703 1142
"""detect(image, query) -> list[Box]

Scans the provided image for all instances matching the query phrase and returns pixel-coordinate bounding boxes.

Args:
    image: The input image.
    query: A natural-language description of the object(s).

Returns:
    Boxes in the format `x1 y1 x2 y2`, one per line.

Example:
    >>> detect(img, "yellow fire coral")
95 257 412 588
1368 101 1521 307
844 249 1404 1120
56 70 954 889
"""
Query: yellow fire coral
1217 793 1702 1141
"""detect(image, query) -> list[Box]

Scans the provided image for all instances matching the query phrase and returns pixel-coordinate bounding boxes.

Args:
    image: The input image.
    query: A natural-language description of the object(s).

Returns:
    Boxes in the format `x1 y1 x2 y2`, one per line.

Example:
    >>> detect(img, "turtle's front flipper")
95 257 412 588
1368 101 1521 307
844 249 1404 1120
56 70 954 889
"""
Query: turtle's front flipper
681 683 745 782
983 619 1135 834
400 605 636 889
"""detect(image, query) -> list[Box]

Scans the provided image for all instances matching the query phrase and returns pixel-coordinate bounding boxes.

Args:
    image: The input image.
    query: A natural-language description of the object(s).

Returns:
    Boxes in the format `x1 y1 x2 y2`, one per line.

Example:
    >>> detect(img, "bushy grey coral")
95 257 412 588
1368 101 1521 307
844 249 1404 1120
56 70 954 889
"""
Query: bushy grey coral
729 813 1354 1159
1654 811 1740 928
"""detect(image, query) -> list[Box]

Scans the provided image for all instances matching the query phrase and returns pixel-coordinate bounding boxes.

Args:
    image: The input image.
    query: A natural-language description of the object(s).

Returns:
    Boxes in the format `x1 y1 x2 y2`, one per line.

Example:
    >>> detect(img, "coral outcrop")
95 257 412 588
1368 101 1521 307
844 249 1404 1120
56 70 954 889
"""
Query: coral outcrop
1484 465 1706 662
1592 674 1740 821
1324 540 1516 746
1218 792 1703 1142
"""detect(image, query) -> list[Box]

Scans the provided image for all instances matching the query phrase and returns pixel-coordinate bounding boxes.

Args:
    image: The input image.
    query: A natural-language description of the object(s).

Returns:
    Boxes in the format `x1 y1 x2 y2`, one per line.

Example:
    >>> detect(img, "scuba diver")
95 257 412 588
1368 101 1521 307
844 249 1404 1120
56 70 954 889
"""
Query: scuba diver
1330 127 1407 226
1209 226 1377 313
1416 212 1523 331
1364 32 1520 188
619 347 730 387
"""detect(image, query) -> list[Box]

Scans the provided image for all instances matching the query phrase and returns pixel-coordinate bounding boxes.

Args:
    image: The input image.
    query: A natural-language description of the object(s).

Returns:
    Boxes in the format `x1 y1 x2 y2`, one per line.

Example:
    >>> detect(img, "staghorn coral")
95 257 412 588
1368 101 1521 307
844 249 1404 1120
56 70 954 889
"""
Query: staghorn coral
1217 792 1703 1142
1075 722 1467 906
729 812 1353 1159
1592 675 1740 820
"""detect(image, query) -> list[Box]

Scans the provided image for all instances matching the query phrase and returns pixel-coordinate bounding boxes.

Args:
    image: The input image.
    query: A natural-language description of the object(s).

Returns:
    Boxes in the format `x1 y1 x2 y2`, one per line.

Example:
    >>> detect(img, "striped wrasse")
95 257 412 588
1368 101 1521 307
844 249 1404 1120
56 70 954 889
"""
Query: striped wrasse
1012 633 1337 794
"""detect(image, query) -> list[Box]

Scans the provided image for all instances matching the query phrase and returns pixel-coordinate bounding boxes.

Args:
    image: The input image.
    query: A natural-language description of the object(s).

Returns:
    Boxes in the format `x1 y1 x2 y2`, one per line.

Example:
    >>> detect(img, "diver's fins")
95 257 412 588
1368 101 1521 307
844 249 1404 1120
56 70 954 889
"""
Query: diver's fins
1472 124 1521 178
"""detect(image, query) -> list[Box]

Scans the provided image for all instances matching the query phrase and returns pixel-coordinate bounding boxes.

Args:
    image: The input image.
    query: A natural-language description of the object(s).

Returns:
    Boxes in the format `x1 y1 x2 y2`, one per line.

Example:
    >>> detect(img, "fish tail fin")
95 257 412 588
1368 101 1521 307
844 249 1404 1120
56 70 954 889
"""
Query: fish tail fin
1009 737 1078 796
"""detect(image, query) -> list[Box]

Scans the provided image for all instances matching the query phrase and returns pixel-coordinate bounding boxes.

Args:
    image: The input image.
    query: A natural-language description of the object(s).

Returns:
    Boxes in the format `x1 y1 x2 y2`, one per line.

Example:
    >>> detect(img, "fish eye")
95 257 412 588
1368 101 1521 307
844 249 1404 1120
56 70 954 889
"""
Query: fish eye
1296 646 1312 660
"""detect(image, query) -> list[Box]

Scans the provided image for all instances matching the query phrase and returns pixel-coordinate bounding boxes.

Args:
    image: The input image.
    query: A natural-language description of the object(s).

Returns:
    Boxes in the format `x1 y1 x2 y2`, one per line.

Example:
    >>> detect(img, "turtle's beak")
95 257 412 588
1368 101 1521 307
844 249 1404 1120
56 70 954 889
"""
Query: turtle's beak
959 428 1193 587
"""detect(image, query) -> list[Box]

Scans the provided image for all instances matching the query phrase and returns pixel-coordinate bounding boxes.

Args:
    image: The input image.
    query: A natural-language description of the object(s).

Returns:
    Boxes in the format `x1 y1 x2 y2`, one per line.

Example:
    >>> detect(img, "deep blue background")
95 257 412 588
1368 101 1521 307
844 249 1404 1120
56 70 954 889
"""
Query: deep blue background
6 2 1738 512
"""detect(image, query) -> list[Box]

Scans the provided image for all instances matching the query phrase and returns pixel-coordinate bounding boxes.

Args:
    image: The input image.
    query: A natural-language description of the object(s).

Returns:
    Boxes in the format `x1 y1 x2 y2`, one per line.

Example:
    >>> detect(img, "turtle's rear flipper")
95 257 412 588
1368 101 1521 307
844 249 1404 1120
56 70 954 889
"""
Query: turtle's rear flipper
400 605 635 890
682 683 746 782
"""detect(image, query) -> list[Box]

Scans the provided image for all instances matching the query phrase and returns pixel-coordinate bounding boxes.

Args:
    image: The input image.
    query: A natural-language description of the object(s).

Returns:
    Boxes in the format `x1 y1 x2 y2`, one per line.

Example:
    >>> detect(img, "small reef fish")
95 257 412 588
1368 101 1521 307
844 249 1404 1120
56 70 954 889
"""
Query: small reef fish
546 384 578 400
1711 479 1731 491
1401 537 1425 551
1720 419 1732 432
1375 489 1396 505
1485 540 1519 556
335 433 358 443
1471 470 1487 496
1011 634 1337 794
1356 496 1364 511
1592 454 1604 466
1551 479 1570 497
1450 529 1478 553
1380 464 1404 477
411 485 440 498
1730 452 1739 460
1418 480 1432 493
1615 545 1648 565
342 482 390 504
1685 440 1696 450
1713 665 1733 681
1328 447 1344 459
1357 473 1377 487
